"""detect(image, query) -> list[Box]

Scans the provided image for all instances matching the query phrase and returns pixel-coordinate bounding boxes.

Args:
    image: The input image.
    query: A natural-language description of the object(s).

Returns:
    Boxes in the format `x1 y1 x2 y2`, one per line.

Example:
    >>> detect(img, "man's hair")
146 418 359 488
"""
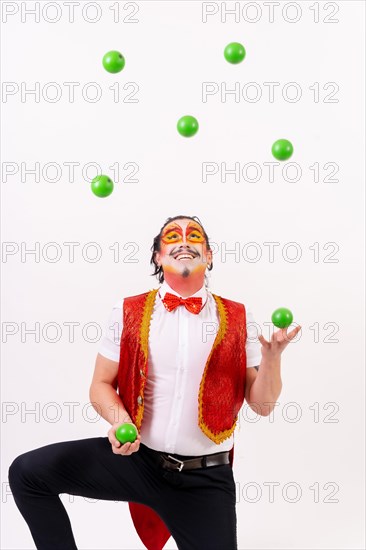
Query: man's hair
150 215 213 284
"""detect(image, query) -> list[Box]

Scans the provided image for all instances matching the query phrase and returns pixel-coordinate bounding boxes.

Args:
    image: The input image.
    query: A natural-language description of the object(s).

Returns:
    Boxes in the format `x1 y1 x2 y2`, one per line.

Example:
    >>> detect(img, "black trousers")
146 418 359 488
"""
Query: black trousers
8 437 237 550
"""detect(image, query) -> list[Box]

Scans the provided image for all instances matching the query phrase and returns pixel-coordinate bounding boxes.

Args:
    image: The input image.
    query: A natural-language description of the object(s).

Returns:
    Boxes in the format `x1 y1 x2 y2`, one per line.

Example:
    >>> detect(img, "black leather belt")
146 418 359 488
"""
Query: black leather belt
159 450 230 472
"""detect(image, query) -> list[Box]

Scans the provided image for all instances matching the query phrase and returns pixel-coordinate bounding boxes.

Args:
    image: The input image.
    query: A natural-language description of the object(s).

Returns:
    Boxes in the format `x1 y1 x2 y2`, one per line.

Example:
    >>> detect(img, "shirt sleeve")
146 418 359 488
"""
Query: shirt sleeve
98 299 124 362
245 308 262 368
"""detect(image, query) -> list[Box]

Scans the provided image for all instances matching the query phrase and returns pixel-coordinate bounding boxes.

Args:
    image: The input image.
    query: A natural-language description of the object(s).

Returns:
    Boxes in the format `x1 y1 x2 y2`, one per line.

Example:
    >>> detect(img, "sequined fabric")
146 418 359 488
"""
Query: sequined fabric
161 292 203 314
117 289 158 432
118 289 247 442
199 294 247 443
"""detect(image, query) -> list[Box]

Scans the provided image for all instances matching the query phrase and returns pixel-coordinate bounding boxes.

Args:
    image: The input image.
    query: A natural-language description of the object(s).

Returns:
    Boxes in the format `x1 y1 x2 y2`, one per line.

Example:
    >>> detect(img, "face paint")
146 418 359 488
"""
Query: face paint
155 218 212 296
161 223 205 245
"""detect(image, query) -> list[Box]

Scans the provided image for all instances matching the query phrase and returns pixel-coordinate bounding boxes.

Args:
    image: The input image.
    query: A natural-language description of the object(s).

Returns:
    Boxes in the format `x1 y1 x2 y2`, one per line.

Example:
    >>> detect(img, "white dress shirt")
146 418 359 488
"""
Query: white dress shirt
99 281 261 455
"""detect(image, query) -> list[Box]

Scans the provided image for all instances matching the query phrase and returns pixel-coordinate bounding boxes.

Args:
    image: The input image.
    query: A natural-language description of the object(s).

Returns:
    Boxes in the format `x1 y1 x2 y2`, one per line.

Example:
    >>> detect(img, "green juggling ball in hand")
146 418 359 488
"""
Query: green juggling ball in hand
115 423 138 444
271 308 294 329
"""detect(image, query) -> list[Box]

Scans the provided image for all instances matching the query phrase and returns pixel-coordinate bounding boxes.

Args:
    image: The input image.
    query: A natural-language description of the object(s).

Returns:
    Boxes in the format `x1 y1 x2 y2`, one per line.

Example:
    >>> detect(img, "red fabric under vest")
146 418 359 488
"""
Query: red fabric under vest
117 288 247 550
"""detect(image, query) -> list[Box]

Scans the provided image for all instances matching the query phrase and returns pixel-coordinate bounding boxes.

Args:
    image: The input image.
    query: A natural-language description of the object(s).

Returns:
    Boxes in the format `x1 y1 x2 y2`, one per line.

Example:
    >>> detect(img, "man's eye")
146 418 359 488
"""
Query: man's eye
167 233 179 240
189 233 204 240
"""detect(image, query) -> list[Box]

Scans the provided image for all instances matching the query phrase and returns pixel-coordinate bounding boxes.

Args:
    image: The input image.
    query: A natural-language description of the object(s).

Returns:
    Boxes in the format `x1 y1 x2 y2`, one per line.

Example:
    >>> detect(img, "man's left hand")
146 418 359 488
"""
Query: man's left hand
258 325 301 362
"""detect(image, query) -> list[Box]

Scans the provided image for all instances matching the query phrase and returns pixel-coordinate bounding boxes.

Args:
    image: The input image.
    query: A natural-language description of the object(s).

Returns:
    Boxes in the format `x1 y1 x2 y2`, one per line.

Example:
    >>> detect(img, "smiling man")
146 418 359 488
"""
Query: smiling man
9 214 301 550
155 217 212 292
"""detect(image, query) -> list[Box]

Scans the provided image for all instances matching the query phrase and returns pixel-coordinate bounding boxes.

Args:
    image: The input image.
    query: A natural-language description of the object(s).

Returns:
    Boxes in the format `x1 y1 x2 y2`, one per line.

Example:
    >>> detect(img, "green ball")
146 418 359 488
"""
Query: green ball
271 308 294 329
102 50 125 73
272 139 294 161
115 423 138 444
224 42 246 64
177 115 199 137
91 175 114 198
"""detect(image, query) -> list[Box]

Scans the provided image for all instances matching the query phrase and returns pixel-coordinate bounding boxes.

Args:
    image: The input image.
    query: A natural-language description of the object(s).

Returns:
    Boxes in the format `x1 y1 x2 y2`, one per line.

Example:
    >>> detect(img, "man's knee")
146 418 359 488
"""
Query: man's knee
8 451 39 494
9 454 27 493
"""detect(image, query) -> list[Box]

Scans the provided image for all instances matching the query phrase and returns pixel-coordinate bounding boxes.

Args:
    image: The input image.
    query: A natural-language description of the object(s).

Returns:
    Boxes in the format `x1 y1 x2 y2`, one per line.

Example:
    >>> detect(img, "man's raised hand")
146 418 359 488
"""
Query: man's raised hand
258 325 302 361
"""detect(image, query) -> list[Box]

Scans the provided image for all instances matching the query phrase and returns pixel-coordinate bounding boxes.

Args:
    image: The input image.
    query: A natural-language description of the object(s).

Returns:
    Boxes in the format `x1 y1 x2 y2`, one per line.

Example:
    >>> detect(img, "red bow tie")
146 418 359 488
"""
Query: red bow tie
162 292 203 315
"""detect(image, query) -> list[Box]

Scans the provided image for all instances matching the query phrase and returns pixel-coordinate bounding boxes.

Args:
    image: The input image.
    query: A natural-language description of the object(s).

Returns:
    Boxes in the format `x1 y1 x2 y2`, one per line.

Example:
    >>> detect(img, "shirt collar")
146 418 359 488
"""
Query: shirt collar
158 280 208 302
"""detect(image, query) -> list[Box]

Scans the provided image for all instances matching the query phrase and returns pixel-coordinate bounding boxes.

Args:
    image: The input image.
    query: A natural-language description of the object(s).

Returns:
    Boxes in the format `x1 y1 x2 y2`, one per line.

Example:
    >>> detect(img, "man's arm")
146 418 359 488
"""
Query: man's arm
246 324 302 416
245 366 262 413
245 358 282 417
89 353 141 456
89 353 131 425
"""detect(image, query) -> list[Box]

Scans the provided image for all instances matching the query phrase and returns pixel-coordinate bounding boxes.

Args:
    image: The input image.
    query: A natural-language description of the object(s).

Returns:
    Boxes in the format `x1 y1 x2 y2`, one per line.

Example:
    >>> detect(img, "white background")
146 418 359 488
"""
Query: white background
1 1 365 549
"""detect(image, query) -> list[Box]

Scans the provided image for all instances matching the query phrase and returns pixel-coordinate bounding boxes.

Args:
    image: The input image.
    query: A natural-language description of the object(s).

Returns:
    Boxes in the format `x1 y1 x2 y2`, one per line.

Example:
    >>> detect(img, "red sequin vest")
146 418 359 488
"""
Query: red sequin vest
117 288 247 550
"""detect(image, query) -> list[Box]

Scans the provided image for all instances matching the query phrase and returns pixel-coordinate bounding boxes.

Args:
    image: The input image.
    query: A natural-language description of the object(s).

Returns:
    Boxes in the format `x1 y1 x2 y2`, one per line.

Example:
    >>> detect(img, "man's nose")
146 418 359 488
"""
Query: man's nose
177 237 188 246
179 241 192 249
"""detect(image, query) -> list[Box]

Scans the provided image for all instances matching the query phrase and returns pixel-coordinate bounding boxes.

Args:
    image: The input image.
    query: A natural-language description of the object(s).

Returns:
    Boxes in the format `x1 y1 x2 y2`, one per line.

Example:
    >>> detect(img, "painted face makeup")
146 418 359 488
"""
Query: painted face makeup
156 218 212 278
161 222 206 247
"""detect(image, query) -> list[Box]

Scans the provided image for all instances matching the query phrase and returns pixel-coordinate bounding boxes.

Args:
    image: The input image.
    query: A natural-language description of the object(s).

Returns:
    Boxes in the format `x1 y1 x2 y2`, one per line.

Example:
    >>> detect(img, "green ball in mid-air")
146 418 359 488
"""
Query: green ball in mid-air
177 115 199 137
102 50 125 73
271 308 294 329
272 139 294 161
224 42 246 64
115 423 138 444
91 175 114 198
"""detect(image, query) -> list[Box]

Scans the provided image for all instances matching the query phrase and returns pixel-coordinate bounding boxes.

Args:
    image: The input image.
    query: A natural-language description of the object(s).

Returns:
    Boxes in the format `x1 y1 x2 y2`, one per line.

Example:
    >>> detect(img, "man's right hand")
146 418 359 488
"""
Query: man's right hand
108 421 141 456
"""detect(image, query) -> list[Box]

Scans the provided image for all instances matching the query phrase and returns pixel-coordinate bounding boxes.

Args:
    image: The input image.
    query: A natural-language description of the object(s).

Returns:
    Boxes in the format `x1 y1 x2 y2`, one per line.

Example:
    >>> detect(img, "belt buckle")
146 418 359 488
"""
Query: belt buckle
166 454 184 472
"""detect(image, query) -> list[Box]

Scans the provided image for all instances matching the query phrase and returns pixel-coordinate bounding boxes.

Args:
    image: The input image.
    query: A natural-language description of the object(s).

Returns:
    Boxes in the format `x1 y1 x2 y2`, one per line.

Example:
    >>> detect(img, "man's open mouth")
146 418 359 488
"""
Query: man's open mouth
173 252 196 260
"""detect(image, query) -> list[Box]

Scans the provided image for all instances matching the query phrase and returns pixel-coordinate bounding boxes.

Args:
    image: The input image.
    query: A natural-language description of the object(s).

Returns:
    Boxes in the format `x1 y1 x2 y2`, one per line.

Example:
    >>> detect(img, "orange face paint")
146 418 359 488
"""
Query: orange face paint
161 222 206 245
155 218 212 297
